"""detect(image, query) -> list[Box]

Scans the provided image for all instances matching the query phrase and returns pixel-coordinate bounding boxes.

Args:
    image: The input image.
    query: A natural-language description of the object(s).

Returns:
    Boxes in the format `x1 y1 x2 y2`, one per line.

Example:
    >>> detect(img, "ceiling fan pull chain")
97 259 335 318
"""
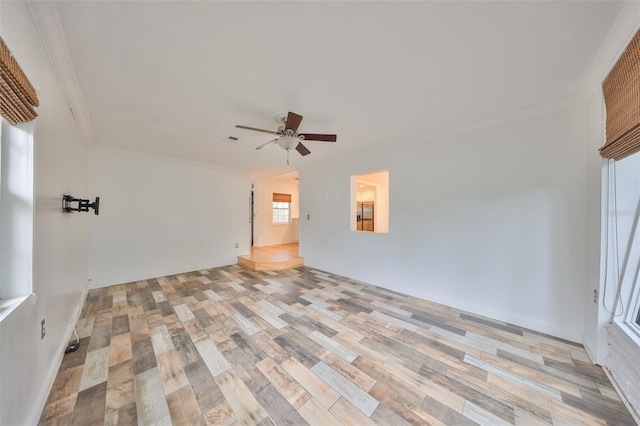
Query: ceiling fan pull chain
287 149 290 165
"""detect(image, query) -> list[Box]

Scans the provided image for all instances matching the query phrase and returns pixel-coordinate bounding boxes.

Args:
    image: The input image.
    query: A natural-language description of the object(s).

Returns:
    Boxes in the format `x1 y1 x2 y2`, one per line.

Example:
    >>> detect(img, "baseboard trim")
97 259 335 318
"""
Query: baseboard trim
305 261 582 342
88 259 238 289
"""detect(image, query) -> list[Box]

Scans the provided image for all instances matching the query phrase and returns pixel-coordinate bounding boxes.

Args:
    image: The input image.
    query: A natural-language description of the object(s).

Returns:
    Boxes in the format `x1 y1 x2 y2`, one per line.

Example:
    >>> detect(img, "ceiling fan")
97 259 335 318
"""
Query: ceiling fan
236 111 337 163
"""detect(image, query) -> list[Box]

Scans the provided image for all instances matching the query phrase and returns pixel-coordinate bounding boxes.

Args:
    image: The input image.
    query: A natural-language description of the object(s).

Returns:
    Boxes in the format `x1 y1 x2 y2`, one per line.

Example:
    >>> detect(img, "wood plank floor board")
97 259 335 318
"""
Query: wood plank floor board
87 323 112 352
171 331 201 367
150 325 175 355
231 313 262 336
297 397 343 425
256 357 310 409
370 403 413 426
330 397 378 426
193 338 232 377
111 314 130 336
335 298 374 314
134 367 172 425
131 338 157 375
422 395 479 426
230 331 269 364
316 349 376 392
166 385 201 424
444 363 569 425
222 346 270 392
463 400 513 426
310 361 379 416
70 382 107 426
561 390 633 425
44 365 83 405
38 393 78 424
184 359 225 414
104 400 137 426
39 264 636 426
479 350 584 397
464 354 563 400
215 368 269 424
78 346 110 391
254 383 310 426
368 381 445 426
274 334 321 369
156 349 190 395
251 331 291 364
460 312 524 336
204 401 235 425
352 356 428 407
281 357 340 409
419 364 517 423
308 330 358 363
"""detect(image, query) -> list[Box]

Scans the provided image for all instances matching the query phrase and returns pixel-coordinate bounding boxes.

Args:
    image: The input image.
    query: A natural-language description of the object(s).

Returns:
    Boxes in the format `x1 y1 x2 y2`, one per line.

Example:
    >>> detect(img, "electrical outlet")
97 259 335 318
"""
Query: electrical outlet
593 289 598 304
41 319 46 339
235 243 239 248
307 214 310 220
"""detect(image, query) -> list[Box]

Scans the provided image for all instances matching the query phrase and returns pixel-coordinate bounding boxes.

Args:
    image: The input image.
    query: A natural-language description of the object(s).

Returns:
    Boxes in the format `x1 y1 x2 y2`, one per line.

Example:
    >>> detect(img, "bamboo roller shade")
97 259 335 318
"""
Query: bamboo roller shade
273 193 292 203
0 36 39 125
600 28 640 161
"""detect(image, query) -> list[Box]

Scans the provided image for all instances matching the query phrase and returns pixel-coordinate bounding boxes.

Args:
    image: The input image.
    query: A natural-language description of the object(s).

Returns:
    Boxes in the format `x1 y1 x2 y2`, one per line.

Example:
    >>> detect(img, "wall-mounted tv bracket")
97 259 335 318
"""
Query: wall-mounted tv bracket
62 195 100 215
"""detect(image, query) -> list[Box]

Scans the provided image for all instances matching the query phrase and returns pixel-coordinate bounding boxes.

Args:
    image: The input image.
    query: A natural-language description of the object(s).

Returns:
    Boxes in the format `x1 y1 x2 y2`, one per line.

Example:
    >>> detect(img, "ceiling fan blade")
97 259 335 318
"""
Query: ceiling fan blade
236 125 279 136
255 139 279 150
285 112 303 133
295 142 311 156
299 133 337 142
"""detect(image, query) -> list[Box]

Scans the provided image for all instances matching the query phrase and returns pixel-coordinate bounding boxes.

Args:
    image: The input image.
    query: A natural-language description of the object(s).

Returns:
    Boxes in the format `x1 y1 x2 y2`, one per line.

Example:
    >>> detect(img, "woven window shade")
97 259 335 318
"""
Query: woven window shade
600 28 640 160
0 37 39 125
273 193 291 203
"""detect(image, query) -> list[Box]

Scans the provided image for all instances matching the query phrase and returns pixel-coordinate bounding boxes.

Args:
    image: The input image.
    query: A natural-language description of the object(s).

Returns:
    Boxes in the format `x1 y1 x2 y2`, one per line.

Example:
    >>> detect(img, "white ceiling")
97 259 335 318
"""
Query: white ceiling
53 1 623 177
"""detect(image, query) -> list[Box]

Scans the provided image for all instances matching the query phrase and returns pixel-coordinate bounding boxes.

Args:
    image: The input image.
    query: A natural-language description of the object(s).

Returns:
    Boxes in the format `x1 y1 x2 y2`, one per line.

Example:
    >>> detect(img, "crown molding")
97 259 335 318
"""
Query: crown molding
90 144 251 178
583 1 640 90
27 0 94 147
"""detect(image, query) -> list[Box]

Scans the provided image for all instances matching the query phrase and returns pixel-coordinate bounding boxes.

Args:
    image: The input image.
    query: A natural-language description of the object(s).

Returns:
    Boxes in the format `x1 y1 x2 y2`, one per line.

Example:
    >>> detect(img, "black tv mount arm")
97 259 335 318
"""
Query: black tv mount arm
62 195 100 215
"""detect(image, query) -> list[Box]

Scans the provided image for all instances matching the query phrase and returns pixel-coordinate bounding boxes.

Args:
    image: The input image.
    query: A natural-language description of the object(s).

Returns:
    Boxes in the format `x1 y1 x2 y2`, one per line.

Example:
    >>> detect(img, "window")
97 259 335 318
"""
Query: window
599 27 640 339
0 119 34 307
272 193 291 224
350 170 389 233
273 202 291 224
0 36 37 319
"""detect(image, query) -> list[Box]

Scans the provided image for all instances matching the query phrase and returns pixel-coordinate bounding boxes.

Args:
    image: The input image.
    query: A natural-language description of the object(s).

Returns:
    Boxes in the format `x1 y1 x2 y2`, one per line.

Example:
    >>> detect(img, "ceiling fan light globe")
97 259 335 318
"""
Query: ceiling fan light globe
278 135 299 150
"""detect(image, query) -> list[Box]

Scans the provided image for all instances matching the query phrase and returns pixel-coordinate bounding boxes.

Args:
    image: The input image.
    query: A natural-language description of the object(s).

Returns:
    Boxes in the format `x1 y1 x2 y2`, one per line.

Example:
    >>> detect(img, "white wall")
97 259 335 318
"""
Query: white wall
253 178 299 247
88 148 250 288
300 104 589 342
0 2 90 424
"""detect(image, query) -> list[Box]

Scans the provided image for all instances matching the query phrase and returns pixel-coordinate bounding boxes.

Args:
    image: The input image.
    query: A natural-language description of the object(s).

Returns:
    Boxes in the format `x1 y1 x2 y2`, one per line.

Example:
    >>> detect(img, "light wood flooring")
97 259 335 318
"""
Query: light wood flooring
39 265 635 425
238 243 304 271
